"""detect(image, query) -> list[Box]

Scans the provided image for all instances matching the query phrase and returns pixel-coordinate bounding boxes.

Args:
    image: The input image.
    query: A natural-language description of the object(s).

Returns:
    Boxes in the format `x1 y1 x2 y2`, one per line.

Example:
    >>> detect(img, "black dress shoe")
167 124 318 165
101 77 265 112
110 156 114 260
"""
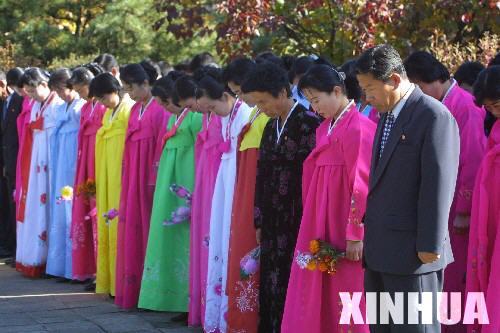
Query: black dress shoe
84 282 96 292
0 249 13 258
55 277 70 283
170 312 188 324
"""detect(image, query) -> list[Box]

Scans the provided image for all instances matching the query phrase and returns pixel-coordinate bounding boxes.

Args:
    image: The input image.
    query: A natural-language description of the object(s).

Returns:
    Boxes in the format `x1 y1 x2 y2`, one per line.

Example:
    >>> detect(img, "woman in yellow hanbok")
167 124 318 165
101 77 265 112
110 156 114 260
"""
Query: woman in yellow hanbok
90 73 133 295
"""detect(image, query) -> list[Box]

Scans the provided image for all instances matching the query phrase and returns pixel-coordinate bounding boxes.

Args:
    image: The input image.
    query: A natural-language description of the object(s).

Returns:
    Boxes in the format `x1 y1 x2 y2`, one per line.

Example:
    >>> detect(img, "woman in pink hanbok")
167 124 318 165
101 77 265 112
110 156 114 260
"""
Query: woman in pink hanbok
115 62 169 309
69 64 106 284
174 73 224 326
282 65 375 333
404 52 487 333
15 84 34 217
466 66 500 333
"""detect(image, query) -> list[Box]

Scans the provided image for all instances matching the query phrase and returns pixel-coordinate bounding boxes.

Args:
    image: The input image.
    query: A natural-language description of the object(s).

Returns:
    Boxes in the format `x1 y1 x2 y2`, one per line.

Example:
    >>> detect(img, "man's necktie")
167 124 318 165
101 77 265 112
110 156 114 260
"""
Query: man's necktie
379 112 395 159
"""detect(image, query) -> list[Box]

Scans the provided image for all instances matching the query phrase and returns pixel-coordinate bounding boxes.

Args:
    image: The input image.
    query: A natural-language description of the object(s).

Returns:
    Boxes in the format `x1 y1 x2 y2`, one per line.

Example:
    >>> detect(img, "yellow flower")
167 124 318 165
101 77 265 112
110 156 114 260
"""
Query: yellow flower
306 260 317 271
61 186 74 200
318 262 328 272
309 239 321 254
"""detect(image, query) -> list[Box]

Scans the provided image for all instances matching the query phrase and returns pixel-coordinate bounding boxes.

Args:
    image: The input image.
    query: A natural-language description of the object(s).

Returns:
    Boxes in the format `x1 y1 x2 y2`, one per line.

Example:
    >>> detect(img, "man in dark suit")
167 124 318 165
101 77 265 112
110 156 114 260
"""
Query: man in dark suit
356 45 460 332
0 68 24 259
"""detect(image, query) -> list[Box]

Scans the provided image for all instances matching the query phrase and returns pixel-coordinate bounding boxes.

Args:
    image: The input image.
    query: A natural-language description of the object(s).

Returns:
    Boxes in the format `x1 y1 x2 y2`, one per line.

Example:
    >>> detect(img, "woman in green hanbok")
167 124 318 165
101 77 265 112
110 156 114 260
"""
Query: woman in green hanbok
139 73 202 312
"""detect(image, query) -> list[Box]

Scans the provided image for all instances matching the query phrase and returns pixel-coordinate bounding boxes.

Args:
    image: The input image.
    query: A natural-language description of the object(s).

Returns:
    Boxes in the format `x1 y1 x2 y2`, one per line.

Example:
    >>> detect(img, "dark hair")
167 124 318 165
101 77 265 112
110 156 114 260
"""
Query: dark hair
313 56 335 67
340 59 362 101
281 55 297 72
193 66 228 100
89 72 122 98
489 53 500 67
222 58 256 86
174 75 198 103
152 71 183 102
403 51 450 83
356 44 406 81
157 61 173 76
85 62 105 76
298 64 346 97
473 65 500 106
67 63 104 87
19 67 50 87
93 54 118 72
190 52 216 72
454 61 485 87
289 56 315 83
174 60 191 73
241 62 291 98
255 51 285 69
6 67 25 87
120 60 158 86
48 68 72 89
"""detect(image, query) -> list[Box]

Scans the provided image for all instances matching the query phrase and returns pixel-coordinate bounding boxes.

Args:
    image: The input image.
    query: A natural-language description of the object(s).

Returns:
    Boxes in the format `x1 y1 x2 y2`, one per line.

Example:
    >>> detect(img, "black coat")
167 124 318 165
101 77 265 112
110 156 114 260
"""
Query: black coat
0 92 23 182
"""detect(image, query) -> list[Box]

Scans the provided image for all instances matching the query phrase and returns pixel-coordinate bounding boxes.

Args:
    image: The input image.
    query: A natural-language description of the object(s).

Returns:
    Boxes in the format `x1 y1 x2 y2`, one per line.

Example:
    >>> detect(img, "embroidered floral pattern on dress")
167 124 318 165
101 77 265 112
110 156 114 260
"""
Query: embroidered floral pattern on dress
235 280 259 313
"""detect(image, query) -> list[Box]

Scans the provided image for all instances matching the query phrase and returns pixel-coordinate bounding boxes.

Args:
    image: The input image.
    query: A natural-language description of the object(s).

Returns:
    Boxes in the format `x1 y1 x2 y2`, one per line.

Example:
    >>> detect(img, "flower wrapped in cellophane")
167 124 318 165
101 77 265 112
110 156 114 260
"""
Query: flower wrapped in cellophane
295 239 345 275
240 246 260 280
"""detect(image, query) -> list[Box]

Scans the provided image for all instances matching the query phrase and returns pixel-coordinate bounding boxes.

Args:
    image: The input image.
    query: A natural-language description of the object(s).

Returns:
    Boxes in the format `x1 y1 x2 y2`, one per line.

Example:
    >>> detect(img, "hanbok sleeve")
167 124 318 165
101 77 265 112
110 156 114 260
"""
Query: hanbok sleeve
189 112 203 138
254 124 271 230
344 117 374 241
455 107 487 215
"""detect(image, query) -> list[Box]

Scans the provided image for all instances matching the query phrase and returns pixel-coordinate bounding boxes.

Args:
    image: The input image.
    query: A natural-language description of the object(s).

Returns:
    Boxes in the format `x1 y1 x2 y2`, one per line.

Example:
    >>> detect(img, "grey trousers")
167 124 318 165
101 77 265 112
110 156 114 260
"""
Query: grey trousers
364 268 444 333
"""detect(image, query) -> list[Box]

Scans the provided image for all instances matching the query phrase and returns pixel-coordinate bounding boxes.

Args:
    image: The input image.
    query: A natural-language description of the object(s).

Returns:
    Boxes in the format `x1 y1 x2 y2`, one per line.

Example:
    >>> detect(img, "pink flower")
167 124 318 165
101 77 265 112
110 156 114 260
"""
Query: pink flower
214 284 222 296
104 208 118 220
39 231 47 241
242 258 259 275
40 193 47 204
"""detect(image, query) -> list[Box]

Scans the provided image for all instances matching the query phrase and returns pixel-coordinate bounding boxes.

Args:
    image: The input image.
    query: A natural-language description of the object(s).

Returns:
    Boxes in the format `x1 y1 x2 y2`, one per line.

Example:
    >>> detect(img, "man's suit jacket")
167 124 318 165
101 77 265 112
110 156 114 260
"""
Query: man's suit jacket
363 86 460 275
0 92 23 183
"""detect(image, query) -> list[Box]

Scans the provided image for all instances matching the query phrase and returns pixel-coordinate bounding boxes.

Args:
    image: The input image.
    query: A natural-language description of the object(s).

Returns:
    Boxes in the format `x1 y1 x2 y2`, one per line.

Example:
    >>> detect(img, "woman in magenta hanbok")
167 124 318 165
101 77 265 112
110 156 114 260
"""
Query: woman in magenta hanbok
173 74 223 326
404 52 487 333
70 64 106 283
115 62 169 309
466 66 500 333
282 65 375 333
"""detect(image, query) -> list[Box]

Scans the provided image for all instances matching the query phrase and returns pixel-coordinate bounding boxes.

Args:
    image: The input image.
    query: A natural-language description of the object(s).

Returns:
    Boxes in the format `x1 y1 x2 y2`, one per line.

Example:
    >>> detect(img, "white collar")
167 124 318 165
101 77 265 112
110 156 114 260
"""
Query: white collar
391 83 415 120
328 100 354 136
276 100 299 144
441 79 457 103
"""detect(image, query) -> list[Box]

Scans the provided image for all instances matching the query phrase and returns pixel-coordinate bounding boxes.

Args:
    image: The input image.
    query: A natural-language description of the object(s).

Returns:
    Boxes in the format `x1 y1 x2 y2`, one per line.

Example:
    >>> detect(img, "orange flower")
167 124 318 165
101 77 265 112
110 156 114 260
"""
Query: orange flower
318 262 328 272
309 239 321 254
306 260 317 271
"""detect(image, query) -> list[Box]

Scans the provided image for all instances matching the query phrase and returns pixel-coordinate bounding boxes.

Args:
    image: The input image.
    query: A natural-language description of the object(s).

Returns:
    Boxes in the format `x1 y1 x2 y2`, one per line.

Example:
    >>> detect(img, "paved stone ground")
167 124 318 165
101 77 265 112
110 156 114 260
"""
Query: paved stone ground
0 258 202 333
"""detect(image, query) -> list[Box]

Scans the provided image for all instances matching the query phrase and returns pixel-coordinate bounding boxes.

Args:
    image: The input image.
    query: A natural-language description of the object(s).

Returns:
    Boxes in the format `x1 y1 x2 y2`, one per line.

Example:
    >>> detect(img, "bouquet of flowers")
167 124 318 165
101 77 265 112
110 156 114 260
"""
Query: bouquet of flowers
240 246 260 280
56 186 74 204
163 184 192 226
295 239 345 275
103 208 119 225
76 178 96 200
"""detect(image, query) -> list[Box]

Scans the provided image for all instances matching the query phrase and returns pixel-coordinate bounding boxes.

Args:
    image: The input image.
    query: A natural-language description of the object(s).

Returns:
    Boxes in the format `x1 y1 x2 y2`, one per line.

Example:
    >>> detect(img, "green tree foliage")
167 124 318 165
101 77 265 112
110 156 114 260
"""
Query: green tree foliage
0 0 498 68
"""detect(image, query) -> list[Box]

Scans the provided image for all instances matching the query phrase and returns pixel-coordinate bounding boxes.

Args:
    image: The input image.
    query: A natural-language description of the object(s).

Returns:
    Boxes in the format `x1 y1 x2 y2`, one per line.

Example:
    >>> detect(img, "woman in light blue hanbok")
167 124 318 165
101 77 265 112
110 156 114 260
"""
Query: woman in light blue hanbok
46 69 85 279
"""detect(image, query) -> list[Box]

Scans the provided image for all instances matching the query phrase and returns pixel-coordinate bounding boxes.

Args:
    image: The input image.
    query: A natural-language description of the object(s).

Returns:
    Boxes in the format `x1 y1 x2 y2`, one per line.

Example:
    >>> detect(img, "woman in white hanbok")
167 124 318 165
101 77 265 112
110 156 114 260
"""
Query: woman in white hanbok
16 68 64 277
